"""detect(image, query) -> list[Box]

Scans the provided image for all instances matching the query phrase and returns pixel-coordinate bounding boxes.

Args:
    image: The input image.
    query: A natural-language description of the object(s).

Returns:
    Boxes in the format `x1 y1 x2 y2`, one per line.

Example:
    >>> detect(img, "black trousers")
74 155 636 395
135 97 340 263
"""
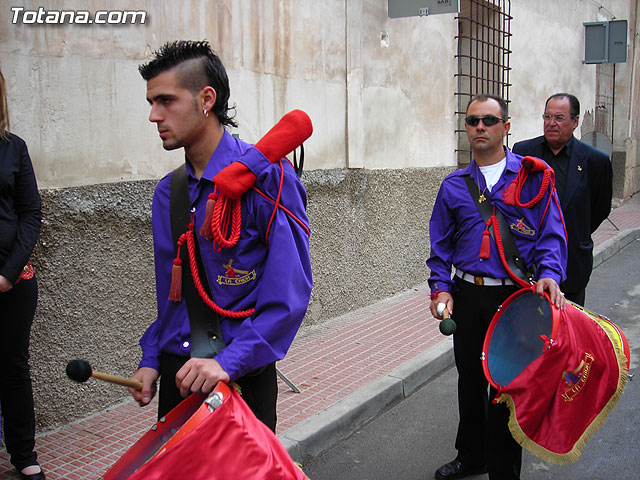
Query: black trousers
0 277 39 471
563 288 585 307
451 276 522 480
158 353 278 432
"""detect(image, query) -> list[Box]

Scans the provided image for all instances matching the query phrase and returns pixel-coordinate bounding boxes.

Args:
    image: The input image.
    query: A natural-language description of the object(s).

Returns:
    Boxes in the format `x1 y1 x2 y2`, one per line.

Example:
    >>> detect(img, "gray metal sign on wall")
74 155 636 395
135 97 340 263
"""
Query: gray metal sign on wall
584 20 628 64
388 0 460 18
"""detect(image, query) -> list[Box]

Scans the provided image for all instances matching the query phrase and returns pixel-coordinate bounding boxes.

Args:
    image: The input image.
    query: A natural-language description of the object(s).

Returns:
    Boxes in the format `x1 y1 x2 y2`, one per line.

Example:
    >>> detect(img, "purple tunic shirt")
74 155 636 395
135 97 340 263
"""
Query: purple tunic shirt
139 131 312 381
427 148 567 294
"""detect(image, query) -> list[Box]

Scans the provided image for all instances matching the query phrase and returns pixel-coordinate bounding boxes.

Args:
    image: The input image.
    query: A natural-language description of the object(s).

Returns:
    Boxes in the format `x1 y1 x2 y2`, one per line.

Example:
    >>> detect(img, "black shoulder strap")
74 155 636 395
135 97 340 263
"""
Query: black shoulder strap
170 164 226 358
463 175 533 283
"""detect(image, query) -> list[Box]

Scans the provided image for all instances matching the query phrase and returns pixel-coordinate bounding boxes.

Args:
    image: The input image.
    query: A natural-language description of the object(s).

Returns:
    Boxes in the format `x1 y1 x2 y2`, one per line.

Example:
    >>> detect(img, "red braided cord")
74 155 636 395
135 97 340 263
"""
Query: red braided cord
210 194 242 250
539 192 552 229
512 169 552 209
185 225 254 319
507 166 568 240
554 192 568 241
252 187 310 237
264 160 285 247
174 233 186 264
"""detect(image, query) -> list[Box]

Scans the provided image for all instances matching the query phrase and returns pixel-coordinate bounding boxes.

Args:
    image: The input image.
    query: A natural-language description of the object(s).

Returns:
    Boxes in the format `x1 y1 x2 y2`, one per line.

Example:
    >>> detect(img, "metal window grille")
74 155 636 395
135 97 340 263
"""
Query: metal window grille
455 0 512 165
595 63 615 140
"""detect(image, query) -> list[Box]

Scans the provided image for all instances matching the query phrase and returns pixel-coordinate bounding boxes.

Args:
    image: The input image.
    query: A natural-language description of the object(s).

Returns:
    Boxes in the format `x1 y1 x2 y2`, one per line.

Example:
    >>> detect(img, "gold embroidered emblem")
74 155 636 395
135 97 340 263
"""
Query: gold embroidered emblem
510 218 535 236
217 259 256 286
561 353 594 401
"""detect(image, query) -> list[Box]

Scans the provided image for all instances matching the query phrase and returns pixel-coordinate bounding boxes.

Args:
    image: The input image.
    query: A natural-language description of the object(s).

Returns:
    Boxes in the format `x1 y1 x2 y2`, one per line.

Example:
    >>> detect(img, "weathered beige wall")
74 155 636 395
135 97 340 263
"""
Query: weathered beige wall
2 1 638 184
509 0 639 201
1 0 458 189
359 2 458 168
621 0 640 198
509 1 638 174
509 1 602 143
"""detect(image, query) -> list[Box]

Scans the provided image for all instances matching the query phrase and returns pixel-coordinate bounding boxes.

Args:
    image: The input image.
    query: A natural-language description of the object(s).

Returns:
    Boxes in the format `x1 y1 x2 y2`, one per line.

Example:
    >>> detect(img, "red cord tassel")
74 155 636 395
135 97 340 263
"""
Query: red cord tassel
479 220 491 259
169 236 186 302
199 192 217 239
169 258 183 301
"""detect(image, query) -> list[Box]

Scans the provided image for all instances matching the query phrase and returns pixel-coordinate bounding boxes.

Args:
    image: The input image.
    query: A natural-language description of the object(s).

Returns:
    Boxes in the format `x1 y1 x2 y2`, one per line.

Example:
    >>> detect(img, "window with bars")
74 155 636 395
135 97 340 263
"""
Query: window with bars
455 0 512 165
595 63 615 140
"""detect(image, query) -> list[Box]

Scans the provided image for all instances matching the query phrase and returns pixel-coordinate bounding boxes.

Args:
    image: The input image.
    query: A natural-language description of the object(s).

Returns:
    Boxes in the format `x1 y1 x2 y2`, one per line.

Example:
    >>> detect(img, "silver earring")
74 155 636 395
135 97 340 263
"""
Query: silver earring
203 109 209 118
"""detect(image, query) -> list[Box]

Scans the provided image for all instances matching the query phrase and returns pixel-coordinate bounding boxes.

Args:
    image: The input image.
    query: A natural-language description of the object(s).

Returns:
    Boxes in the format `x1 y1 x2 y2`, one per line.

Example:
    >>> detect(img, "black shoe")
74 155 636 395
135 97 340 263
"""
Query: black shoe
19 467 46 480
434 459 487 480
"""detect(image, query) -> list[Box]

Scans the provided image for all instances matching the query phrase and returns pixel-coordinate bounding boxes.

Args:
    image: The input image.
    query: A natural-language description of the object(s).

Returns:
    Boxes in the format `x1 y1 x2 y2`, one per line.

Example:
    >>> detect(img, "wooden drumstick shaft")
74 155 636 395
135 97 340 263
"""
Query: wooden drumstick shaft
437 302 451 318
437 302 456 336
92 371 143 390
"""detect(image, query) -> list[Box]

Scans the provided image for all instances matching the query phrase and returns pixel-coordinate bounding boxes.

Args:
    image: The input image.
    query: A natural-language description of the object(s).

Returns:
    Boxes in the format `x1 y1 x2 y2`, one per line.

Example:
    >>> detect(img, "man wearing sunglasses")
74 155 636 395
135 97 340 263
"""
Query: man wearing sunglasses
427 94 567 480
512 93 613 306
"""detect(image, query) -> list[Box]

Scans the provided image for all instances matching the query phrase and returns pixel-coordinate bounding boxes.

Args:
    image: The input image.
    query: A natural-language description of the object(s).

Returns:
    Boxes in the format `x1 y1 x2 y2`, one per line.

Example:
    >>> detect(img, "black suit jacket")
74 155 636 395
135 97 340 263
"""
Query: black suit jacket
512 136 612 293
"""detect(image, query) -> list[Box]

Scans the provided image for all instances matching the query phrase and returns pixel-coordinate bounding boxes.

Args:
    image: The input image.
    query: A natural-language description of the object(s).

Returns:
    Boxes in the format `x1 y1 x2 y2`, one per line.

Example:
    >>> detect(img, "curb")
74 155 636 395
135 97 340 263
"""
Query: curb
592 227 640 270
280 228 640 466
279 339 454 464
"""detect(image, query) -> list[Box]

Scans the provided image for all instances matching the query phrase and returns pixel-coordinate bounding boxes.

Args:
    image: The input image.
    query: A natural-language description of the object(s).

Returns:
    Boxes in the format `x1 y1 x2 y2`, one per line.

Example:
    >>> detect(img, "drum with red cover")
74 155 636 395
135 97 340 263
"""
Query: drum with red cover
102 382 308 479
482 287 630 464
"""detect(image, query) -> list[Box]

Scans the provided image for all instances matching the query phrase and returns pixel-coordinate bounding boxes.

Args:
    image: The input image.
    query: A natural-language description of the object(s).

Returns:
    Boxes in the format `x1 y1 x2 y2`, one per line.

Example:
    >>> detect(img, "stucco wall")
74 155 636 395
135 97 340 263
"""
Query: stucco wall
509 0 628 145
31 182 156 428
1 1 459 189
30 167 449 430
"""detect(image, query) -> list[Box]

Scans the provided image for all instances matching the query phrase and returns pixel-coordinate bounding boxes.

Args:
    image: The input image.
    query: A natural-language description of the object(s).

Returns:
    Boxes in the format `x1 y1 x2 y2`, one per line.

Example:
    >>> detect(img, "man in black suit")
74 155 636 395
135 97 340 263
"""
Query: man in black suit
512 93 612 305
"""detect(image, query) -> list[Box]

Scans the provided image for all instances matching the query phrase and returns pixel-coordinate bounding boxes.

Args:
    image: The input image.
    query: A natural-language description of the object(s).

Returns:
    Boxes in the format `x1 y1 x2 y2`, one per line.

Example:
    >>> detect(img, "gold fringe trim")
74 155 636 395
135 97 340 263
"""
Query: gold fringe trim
231 381 242 395
496 315 629 465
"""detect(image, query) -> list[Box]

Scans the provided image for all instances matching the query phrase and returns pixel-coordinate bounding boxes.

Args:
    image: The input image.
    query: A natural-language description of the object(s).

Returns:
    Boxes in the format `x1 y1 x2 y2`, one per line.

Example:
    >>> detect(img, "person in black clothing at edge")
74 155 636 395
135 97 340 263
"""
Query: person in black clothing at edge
0 68 45 480
512 93 613 306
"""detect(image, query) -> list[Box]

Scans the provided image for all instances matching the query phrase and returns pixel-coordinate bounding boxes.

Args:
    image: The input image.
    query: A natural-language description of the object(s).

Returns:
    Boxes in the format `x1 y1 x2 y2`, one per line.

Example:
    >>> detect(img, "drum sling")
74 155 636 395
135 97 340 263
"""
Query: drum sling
170 164 226 358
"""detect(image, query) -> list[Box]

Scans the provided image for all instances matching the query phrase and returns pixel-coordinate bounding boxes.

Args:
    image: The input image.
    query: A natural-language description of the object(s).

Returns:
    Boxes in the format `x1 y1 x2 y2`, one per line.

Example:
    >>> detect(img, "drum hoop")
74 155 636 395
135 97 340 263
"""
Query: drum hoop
102 393 206 480
482 287 559 389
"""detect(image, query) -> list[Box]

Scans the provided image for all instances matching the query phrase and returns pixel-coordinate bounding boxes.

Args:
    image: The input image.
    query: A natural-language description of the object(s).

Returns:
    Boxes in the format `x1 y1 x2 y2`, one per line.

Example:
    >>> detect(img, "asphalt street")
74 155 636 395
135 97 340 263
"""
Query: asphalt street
302 237 640 480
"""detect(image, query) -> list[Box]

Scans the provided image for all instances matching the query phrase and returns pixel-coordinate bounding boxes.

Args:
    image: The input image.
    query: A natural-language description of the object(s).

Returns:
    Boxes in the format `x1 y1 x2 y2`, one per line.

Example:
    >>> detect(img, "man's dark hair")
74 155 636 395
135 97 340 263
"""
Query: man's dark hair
545 93 580 118
139 40 237 128
466 94 509 121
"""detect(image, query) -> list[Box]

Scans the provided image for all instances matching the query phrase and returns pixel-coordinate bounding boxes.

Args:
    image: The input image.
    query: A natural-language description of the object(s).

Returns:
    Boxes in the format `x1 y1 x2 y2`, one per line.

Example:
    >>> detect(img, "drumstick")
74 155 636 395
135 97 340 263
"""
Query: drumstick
66 359 143 390
437 302 457 336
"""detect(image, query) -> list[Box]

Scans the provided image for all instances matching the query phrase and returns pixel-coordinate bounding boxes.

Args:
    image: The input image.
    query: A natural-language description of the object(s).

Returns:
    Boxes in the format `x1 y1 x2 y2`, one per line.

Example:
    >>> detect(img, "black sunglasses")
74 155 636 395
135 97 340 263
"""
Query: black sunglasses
465 115 505 127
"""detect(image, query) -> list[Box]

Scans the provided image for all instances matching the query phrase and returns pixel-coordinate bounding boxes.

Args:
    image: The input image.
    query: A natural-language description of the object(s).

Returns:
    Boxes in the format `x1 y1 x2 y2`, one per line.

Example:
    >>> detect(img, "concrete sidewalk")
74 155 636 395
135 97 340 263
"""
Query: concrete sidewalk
1 194 638 479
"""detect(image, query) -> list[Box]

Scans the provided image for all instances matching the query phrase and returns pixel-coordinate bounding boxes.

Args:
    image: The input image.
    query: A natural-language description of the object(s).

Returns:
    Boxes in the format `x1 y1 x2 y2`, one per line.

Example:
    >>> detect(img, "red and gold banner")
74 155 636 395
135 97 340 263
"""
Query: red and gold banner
483 288 630 464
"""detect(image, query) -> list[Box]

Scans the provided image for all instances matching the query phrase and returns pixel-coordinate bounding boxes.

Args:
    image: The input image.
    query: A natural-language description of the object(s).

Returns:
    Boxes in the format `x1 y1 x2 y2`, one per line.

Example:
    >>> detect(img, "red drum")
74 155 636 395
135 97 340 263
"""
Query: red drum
482 287 630 465
102 382 307 479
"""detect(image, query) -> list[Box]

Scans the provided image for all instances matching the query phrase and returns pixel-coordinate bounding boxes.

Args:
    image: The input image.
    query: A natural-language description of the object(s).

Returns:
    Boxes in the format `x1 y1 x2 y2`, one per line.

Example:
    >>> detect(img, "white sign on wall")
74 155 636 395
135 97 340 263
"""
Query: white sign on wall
388 0 460 19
